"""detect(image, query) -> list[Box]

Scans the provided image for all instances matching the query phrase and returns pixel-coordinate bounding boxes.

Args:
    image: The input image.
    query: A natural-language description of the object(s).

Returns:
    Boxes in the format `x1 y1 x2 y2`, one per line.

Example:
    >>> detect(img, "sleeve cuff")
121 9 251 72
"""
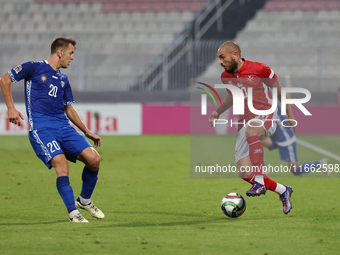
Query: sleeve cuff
8 71 18 83
63 101 75 106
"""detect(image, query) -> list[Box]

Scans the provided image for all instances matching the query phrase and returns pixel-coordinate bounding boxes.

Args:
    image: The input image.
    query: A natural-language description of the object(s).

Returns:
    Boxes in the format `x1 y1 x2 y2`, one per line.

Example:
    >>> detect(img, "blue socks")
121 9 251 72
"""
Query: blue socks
56 176 76 214
292 161 321 175
80 166 99 200
56 167 99 216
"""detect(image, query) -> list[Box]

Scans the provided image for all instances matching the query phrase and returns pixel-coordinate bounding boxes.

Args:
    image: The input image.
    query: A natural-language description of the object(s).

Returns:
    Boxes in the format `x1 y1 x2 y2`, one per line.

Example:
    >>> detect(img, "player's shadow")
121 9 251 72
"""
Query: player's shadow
0 220 66 226
116 210 211 218
94 211 237 228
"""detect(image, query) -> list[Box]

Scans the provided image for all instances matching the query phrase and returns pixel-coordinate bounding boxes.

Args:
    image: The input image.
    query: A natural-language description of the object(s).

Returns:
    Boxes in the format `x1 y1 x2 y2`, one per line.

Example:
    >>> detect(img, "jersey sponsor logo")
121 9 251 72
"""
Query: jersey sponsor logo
41 75 47 82
61 81 65 87
13 65 22 74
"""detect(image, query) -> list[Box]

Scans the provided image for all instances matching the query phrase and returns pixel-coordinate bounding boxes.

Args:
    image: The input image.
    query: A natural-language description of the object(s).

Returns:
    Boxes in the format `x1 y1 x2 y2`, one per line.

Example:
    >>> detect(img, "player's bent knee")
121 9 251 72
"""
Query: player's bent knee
78 147 101 170
245 126 265 139
245 127 257 138
87 153 101 170
93 154 101 169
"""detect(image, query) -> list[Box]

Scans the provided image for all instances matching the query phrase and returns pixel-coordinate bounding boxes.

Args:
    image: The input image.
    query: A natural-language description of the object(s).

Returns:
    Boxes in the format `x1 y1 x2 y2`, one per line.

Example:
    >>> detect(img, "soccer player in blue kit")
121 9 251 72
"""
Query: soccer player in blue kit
0 38 104 223
261 103 329 176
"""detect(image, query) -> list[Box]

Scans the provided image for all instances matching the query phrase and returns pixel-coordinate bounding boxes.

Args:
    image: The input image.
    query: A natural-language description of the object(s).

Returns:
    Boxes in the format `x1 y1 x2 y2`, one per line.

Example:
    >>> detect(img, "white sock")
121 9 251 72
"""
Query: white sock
69 209 80 219
79 196 91 205
275 183 286 195
254 175 264 185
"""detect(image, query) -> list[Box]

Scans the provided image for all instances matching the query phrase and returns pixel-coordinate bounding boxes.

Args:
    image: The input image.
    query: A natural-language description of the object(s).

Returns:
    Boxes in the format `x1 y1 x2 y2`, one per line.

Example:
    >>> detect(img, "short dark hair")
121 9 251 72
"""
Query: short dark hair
51 38 76 54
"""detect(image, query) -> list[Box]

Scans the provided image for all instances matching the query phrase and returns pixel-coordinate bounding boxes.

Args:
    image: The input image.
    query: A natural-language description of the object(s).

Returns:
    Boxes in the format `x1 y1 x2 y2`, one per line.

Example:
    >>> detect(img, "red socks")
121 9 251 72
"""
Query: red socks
262 174 277 191
244 135 277 191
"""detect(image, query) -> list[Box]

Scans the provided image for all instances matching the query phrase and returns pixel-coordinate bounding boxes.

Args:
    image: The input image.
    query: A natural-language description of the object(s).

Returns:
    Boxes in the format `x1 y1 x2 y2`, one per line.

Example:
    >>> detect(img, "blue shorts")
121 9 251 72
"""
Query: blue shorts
270 140 298 163
28 126 92 169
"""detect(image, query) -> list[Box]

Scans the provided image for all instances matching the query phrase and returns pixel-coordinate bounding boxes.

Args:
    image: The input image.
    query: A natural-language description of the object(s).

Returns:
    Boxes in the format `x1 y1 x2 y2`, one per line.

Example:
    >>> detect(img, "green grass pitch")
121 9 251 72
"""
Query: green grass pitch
1 135 340 255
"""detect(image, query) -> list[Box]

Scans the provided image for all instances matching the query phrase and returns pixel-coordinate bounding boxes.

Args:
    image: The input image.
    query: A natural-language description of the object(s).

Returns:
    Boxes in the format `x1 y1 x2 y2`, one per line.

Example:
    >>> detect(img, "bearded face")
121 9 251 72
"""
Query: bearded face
224 56 238 74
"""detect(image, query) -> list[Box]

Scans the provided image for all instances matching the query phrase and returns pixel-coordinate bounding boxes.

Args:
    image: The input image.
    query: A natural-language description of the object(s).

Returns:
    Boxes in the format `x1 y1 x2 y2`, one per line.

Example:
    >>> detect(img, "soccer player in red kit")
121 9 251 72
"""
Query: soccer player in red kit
209 41 295 214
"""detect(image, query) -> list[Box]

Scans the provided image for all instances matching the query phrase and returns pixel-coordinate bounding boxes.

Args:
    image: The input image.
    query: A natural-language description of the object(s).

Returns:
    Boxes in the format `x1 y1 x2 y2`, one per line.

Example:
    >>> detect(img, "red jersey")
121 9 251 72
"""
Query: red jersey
221 59 278 125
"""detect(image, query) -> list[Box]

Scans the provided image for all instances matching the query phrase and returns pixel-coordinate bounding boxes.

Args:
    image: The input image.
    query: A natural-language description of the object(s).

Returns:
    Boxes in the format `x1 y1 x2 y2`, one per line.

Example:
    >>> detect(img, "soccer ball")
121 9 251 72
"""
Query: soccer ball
221 193 246 218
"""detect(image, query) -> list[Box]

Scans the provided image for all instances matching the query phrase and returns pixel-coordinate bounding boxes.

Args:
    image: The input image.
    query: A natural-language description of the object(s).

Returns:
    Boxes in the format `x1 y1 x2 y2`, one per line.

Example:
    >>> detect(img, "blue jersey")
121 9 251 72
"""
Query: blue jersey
8 60 74 131
271 103 296 147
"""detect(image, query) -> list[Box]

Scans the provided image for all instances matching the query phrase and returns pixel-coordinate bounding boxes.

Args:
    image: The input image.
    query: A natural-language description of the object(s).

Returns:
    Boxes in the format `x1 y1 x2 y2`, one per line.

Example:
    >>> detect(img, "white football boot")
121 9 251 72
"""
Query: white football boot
76 198 105 219
70 213 89 223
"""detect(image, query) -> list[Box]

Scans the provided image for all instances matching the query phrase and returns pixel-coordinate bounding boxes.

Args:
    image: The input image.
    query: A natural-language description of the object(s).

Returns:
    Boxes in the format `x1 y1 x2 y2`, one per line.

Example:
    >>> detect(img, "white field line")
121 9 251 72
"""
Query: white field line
296 138 340 162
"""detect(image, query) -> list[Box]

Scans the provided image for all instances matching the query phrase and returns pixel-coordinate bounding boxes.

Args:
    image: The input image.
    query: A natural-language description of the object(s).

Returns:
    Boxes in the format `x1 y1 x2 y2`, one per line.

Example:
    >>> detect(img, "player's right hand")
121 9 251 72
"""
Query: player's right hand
209 111 220 127
7 107 24 126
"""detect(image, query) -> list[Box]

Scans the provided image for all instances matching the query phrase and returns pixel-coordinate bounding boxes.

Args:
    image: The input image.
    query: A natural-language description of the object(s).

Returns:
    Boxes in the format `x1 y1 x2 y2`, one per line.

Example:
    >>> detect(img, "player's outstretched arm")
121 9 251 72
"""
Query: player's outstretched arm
64 105 102 148
209 93 233 126
0 73 24 126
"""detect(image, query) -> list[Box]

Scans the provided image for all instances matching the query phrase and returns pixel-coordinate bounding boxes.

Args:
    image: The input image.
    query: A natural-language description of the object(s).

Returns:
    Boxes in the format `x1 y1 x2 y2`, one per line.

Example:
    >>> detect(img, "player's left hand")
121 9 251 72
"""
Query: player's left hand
85 131 102 148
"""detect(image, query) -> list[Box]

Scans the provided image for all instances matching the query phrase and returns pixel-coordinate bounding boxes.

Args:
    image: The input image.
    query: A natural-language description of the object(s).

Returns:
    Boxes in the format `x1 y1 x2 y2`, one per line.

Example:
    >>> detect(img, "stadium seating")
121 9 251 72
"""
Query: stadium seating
33 0 208 13
1 0 338 92
199 0 340 92
0 0 205 91
263 0 340 12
